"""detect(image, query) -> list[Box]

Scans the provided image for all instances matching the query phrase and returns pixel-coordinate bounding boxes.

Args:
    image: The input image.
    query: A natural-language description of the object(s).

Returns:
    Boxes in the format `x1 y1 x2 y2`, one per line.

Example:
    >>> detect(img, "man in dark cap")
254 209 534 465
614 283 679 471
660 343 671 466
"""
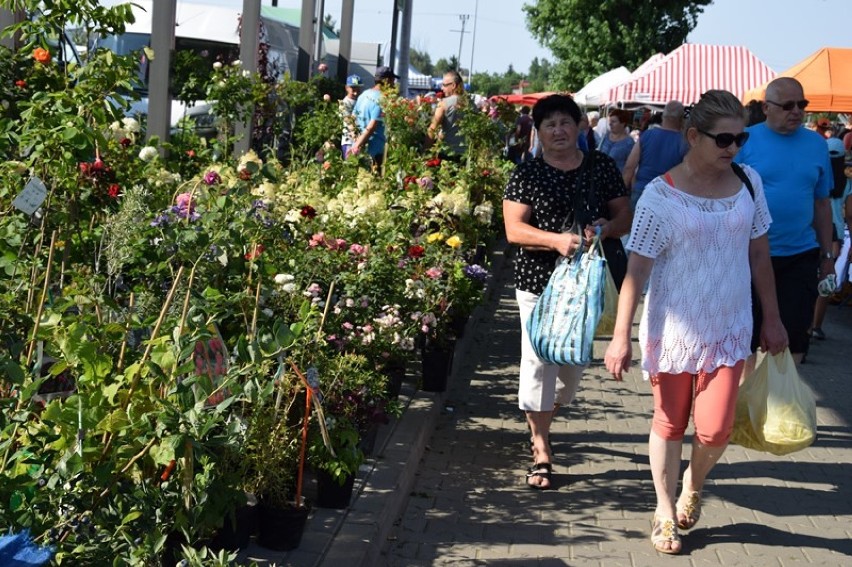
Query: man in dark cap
350 66 398 171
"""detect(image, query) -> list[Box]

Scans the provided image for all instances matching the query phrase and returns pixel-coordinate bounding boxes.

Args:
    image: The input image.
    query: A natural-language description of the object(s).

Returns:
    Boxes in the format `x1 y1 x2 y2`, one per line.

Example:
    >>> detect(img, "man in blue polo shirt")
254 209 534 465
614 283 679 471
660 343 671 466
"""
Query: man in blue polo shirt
350 66 398 171
735 77 835 367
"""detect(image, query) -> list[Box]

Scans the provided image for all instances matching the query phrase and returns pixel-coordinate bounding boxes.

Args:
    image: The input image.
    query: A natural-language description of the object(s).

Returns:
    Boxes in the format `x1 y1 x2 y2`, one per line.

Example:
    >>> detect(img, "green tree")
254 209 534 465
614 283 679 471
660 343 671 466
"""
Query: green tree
410 47 434 76
523 0 711 91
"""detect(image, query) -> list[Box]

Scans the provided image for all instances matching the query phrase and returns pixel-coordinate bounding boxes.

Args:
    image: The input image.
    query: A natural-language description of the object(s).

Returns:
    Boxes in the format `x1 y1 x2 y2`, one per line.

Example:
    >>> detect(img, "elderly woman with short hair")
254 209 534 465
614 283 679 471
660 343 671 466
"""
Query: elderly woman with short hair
502 94 631 490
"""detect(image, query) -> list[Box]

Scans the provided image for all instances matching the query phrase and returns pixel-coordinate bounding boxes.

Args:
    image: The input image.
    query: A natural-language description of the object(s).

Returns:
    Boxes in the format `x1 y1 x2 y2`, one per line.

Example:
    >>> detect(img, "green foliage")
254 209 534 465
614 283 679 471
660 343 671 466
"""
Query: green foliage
523 0 712 91
410 47 434 76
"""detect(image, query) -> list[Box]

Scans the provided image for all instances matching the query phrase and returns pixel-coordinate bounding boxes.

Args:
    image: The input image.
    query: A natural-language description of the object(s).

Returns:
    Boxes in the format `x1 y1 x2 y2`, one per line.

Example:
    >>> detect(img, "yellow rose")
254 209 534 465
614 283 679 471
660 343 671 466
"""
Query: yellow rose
427 232 444 243
445 235 462 249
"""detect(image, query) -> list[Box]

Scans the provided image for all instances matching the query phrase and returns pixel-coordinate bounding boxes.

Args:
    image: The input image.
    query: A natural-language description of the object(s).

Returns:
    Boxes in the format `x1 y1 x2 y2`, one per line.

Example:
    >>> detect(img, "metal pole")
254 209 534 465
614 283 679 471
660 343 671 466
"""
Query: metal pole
469 0 478 81
297 0 316 81
388 0 400 68
147 0 176 151
0 8 25 50
314 0 325 68
398 0 413 97
234 0 260 157
452 14 468 71
337 0 354 82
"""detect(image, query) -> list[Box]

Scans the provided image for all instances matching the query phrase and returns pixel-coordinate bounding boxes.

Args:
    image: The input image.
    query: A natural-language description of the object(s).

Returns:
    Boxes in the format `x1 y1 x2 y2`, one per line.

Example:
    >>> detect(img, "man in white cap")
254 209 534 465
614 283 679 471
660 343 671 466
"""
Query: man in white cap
340 74 362 158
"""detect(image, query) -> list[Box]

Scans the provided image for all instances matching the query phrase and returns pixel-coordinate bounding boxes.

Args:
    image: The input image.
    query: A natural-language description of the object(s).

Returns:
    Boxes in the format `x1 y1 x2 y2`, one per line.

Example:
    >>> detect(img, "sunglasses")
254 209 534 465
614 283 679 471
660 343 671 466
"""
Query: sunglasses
442 82 455 87
765 99 809 111
698 129 749 148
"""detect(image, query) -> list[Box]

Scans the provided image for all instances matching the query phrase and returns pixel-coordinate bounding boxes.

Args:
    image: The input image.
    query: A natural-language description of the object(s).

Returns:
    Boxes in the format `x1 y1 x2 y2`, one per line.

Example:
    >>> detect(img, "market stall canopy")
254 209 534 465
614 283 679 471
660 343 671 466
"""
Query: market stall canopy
609 44 776 107
573 66 630 107
742 47 852 113
491 92 558 107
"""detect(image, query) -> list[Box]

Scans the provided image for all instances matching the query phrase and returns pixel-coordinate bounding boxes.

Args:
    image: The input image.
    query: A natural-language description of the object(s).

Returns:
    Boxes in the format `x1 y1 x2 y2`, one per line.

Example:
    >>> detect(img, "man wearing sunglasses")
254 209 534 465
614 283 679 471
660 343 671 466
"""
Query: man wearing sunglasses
735 77 835 368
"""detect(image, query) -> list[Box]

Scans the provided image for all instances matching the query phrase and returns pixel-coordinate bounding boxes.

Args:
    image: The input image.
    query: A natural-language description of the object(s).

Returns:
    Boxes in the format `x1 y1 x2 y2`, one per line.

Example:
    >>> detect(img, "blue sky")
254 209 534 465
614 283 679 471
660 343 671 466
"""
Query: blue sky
169 0 852 76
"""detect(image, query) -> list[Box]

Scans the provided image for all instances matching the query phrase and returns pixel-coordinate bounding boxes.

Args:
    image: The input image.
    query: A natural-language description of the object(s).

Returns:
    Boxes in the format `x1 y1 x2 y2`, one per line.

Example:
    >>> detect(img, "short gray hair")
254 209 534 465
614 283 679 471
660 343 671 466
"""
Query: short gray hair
662 100 684 119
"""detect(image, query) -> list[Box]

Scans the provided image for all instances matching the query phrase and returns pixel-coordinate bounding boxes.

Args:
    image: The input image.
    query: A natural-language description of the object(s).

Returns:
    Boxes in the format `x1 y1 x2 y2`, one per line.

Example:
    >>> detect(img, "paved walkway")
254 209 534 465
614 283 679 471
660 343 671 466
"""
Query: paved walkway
241 244 852 566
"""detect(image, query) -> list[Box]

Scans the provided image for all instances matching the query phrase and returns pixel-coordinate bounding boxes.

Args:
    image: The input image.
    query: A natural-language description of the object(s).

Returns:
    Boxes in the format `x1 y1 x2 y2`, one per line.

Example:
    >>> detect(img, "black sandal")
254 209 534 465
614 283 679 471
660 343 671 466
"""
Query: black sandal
526 462 553 490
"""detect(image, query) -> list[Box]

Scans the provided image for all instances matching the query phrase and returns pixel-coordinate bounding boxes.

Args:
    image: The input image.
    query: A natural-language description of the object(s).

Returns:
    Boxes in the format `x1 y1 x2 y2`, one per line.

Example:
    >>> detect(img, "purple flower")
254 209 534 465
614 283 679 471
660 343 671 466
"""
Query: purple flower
463 263 489 282
203 170 221 185
150 213 172 227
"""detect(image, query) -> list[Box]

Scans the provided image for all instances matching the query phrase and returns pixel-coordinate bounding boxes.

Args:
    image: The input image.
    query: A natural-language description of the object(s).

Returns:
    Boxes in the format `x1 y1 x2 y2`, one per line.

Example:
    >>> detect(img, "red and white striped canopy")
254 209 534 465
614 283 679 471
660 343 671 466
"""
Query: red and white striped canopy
608 44 776 106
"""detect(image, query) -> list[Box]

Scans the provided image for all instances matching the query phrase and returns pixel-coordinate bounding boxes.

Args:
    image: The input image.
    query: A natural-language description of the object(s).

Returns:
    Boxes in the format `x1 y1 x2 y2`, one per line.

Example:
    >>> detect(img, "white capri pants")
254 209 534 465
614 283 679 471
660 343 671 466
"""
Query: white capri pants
516 289 585 412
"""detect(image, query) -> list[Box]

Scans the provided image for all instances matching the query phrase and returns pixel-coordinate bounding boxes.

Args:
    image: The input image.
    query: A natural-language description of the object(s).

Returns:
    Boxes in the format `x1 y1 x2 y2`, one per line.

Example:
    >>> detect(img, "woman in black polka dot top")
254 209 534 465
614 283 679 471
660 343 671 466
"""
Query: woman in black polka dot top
502 94 631 490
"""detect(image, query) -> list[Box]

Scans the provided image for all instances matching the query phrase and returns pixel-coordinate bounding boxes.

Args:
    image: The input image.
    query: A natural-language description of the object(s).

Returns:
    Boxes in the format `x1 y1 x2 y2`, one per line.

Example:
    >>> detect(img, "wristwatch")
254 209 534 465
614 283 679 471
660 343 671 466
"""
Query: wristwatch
821 252 836 260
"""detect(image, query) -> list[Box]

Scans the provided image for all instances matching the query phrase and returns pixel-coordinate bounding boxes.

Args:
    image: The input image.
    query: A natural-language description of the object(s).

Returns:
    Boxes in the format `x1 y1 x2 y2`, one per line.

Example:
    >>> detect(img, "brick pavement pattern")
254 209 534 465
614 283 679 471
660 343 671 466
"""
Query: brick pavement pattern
239 243 852 566
381 246 852 567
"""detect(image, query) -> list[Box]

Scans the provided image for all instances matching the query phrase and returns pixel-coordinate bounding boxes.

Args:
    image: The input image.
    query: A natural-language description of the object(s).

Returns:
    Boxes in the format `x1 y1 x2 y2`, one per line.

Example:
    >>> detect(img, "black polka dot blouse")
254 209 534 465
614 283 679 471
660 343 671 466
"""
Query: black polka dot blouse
503 151 629 295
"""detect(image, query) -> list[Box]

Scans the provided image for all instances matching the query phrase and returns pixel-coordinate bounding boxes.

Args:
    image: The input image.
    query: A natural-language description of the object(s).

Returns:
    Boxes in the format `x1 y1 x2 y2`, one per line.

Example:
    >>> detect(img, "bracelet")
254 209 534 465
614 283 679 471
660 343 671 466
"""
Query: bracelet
821 252 836 260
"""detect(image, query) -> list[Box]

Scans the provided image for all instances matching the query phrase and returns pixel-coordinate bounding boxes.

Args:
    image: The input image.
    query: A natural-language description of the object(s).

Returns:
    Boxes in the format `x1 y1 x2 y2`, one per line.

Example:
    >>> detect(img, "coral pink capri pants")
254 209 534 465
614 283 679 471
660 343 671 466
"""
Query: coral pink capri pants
650 361 744 447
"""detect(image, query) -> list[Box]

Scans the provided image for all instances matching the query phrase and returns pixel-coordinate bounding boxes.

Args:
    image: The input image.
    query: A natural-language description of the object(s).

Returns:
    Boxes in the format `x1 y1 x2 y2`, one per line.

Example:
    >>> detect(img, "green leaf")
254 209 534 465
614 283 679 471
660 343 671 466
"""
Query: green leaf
121 510 143 526
96 409 129 433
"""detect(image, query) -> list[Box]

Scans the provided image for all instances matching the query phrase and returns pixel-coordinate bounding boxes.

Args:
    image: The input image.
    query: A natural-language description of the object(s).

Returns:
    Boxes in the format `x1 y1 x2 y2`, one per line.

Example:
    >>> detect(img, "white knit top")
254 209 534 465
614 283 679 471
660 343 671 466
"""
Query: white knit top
627 164 772 377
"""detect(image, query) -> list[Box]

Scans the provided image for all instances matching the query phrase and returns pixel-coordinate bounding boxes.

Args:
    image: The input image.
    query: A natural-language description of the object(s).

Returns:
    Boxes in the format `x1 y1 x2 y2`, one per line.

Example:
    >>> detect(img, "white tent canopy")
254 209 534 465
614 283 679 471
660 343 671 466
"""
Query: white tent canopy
573 66 630 107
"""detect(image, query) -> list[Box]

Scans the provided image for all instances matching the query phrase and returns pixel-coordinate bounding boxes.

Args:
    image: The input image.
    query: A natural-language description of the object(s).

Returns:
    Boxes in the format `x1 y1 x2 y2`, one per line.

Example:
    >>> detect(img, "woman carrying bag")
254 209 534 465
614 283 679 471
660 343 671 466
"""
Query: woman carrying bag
604 91 788 554
503 94 631 490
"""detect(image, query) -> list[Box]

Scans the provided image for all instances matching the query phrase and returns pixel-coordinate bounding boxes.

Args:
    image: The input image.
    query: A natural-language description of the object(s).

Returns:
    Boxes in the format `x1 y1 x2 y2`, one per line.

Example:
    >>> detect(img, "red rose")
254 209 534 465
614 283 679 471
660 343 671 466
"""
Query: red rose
15 80 26 88
300 205 317 219
426 158 442 168
92 158 105 171
79 162 90 175
107 184 121 198
403 175 418 190
239 168 252 180
482 169 491 177
186 150 196 158
407 245 425 258
245 243 265 260
119 138 132 148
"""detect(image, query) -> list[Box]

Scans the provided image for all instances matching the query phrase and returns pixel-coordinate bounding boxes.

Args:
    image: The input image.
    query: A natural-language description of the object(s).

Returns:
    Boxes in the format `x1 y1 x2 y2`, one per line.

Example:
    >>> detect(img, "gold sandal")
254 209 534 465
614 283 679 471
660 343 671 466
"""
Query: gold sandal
676 491 702 530
651 515 682 555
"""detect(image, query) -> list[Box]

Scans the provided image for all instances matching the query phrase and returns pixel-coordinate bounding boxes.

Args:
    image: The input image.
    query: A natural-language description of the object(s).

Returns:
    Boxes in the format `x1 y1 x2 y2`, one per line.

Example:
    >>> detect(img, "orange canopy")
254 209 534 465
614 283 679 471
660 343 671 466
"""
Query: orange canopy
742 47 852 112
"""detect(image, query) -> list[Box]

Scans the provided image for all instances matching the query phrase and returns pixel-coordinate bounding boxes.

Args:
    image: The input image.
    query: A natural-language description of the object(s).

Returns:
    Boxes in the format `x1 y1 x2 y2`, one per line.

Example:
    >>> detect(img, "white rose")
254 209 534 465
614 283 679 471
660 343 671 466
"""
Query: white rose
121 117 141 133
213 61 223 70
274 273 295 285
232 59 242 67
138 146 158 162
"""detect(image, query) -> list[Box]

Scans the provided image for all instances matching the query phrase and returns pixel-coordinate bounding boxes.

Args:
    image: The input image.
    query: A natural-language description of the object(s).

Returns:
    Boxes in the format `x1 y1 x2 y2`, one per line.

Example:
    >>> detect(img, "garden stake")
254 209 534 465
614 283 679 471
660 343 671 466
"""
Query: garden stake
249 278 261 340
25 230 57 367
116 292 135 372
290 361 312 509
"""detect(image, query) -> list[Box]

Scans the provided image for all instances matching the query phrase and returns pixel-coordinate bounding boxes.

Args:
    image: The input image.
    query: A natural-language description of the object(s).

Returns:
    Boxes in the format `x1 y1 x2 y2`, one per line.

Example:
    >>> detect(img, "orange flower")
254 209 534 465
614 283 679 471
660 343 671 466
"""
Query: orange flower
33 47 51 64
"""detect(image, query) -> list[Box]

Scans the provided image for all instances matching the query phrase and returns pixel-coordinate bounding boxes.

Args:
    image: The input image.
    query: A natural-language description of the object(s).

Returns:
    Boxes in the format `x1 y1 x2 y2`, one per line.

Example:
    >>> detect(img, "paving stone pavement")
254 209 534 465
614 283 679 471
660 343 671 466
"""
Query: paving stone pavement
241 243 852 566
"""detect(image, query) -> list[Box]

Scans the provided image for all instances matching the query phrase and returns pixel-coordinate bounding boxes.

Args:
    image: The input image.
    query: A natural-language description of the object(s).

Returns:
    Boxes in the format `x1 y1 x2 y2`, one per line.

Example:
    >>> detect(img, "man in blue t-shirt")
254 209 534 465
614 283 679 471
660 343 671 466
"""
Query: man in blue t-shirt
351 66 398 171
735 77 835 366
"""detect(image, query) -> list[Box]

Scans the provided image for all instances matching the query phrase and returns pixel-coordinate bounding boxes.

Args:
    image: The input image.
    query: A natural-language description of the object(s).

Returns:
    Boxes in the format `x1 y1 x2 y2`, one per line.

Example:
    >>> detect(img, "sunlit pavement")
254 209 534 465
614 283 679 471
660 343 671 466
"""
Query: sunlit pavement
241 243 852 566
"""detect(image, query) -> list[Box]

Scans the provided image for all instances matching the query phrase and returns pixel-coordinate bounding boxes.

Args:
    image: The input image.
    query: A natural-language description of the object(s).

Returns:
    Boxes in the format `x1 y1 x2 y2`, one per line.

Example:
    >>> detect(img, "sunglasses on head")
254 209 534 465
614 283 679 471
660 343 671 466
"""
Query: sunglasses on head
765 99 809 111
697 129 749 148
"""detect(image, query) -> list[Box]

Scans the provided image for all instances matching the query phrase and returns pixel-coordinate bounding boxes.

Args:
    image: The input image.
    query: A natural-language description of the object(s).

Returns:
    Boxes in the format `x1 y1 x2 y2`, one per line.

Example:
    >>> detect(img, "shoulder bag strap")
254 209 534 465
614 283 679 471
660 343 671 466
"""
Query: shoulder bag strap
731 162 755 200
559 150 593 232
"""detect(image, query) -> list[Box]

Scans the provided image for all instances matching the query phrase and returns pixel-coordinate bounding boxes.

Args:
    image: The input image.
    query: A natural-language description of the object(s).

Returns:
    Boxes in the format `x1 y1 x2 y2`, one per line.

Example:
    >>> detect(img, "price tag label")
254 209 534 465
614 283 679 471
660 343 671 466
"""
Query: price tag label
12 177 48 215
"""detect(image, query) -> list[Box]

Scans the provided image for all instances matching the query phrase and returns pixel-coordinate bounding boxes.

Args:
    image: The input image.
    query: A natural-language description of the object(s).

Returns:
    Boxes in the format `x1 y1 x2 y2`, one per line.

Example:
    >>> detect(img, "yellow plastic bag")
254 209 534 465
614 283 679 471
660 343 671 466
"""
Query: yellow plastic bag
731 349 817 455
594 267 618 337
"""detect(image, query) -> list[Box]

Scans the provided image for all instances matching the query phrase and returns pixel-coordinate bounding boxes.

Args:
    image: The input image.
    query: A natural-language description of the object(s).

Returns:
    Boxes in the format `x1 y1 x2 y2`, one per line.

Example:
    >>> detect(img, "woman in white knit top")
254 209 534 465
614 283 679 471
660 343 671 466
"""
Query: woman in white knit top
604 91 788 554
